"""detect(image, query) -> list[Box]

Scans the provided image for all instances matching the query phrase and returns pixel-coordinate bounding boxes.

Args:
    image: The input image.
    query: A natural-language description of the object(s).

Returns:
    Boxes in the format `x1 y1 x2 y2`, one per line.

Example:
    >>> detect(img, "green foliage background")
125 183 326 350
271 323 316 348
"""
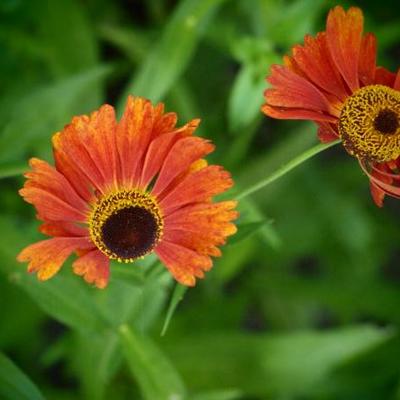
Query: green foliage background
1 0 400 399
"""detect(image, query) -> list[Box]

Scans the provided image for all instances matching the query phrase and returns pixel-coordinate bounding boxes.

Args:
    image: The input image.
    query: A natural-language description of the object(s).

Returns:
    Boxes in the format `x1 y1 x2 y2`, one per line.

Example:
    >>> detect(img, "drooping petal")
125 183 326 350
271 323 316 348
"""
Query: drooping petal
159 165 234 214
155 240 212 286
316 122 339 143
17 237 93 280
72 249 110 289
374 67 397 87
326 6 363 92
394 69 400 90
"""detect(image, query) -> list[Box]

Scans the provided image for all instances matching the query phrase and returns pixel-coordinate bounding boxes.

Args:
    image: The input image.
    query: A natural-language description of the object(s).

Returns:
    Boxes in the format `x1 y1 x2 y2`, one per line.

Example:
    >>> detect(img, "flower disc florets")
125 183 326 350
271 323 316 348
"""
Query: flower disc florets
89 190 163 262
339 85 400 162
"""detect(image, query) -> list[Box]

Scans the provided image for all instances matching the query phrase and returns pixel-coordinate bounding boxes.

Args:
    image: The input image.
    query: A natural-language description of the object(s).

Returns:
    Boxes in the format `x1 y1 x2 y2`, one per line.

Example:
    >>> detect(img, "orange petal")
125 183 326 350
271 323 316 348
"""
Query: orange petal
163 201 238 257
266 65 333 113
394 68 400 90
261 104 337 122
53 124 104 197
291 33 348 102
39 222 88 237
19 187 87 222
155 240 213 286
72 249 110 289
17 237 93 281
316 122 339 143
116 96 154 186
152 136 214 197
326 6 363 92
159 165 234 214
374 67 397 88
359 33 377 86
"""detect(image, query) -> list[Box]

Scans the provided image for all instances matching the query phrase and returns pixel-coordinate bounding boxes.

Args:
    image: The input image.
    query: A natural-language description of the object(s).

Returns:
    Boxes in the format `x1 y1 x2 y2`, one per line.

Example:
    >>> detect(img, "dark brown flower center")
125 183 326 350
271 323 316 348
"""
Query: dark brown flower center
89 189 163 262
373 109 399 134
101 206 159 260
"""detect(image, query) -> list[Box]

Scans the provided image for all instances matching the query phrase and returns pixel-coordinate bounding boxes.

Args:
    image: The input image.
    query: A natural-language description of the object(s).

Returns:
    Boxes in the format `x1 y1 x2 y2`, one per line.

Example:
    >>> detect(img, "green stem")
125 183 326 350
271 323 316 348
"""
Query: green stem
236 139 341 200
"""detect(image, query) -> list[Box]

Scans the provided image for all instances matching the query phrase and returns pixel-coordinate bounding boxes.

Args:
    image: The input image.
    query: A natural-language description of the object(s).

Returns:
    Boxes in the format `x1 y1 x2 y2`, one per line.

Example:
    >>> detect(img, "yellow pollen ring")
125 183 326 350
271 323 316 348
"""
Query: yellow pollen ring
89 189 163 263
339 84 400 162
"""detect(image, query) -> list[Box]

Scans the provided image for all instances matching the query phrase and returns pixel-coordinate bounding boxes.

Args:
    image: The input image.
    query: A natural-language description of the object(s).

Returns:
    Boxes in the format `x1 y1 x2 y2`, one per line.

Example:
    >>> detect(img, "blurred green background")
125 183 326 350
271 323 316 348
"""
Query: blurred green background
1 0 400 399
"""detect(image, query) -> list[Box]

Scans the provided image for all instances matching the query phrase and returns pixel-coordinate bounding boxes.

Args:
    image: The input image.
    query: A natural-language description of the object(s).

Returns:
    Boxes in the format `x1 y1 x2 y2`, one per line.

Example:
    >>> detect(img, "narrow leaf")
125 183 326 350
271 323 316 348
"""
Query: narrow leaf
0 352 45 400
161 283 188 336
119 324 186 400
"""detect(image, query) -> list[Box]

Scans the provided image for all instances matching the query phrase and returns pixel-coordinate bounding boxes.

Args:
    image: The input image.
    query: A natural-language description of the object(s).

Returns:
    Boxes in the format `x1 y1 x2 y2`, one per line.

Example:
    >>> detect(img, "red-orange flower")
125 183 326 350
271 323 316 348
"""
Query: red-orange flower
262 6 400 206
17 96 238 288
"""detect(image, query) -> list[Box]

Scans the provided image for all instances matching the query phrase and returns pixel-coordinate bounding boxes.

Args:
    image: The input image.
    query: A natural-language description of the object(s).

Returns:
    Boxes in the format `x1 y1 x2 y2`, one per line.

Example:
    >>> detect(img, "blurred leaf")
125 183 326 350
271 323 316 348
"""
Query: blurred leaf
119 324 186 400
120 0 229 104
0 216 108 333
228 220 270 246
0 162 26 179
34 0 98 77
0 352 45 400
161 283 188 336
192 389 243 400
0 65 110 164
163 326 392 397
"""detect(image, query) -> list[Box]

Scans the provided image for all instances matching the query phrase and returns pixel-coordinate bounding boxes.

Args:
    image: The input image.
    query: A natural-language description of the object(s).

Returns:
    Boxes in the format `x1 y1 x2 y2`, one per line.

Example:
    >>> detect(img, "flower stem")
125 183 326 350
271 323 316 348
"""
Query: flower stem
236 139 341 200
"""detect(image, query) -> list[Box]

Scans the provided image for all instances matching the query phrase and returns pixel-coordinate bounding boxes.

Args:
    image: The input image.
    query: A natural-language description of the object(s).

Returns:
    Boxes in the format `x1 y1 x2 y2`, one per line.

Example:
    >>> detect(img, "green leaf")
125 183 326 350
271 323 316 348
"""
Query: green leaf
0 65 110 164
0 352 45 400
228 220 270 246
0 162 26 179
119 324 186 400
191 389 243 400
120 0 229 104
163 326 392 397
161 283 188 336
0 216 108 333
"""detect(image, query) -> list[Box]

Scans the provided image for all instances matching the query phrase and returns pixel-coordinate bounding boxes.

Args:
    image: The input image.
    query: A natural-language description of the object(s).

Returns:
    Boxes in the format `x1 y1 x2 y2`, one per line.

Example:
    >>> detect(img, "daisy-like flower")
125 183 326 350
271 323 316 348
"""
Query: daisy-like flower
262 5 400 206
17 97 238 288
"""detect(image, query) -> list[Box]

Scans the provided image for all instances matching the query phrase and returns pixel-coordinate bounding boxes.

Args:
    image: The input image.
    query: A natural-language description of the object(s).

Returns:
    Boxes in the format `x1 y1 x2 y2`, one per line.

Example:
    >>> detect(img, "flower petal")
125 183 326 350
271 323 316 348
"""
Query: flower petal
265 65 334 114
19 187 87 222
359 33 377 86
291 33 348 101
159 165 234 214
155 240 212 286
22 157 88 214
116 96 154 186
72 249 110 289
163 201 238 257
326 6 363 92
139 119 200 189
152 136 214 197
17 237 93 280
316 122 339 143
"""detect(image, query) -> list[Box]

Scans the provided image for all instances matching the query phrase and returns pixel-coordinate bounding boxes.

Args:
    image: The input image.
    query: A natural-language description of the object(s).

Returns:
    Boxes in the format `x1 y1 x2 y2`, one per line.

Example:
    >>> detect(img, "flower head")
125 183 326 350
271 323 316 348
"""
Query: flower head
262 6 400 206
17 96 238 288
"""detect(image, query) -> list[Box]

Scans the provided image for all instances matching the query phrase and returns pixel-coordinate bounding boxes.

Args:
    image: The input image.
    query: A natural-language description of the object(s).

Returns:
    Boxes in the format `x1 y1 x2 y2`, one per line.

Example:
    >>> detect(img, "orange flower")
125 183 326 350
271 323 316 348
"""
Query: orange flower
262 6 400 206
17 97 238 288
